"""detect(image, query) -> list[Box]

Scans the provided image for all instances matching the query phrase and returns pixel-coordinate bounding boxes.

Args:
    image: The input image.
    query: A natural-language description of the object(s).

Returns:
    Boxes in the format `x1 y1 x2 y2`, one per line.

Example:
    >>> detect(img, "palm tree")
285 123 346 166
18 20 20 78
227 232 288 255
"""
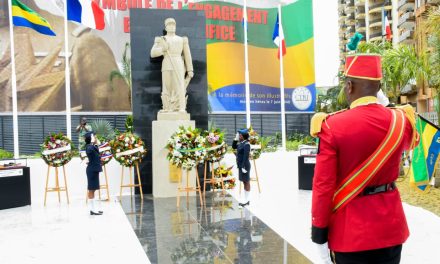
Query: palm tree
110 42 132 106
357 41 428 103
424 6 440 123
90 119 115 141
357 40 392 55
382 44 429 102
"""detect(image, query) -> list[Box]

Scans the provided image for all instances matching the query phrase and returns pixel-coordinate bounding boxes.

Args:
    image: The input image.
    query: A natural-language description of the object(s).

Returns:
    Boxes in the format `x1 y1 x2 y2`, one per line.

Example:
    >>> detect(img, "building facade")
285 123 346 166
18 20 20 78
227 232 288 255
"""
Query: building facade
338 0 440 117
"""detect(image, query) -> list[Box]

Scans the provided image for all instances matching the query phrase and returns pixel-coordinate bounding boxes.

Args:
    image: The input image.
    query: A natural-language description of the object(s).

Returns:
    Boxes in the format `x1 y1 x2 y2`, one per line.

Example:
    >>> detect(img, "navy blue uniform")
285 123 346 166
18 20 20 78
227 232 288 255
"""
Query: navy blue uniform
233 140 251 182
86 144 102 190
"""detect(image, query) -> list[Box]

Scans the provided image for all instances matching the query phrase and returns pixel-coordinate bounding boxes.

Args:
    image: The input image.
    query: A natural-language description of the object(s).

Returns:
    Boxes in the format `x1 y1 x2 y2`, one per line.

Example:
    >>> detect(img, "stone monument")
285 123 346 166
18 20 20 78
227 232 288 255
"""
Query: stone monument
150 17 194 118
151 18 196 197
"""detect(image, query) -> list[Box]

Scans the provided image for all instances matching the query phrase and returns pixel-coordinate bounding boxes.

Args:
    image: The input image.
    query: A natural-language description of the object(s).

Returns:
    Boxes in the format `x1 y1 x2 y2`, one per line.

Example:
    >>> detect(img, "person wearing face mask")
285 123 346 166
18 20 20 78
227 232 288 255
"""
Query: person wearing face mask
232 129 251 207
84 131 103 216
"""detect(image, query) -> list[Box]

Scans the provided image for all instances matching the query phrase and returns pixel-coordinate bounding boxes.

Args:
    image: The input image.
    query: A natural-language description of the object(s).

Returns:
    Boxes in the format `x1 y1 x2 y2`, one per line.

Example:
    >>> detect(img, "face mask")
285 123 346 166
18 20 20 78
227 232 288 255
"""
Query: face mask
377 89 390 107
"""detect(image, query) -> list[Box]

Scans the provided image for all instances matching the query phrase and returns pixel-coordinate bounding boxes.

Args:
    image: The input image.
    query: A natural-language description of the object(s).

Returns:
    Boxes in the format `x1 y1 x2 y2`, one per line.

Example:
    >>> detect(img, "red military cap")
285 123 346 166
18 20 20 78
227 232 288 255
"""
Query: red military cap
344 54 382 80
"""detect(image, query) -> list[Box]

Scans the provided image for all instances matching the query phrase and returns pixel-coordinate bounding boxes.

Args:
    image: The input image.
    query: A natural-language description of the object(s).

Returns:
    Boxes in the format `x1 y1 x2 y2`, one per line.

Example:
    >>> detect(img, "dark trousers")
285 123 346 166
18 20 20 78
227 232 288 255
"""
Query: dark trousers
333 245 402 264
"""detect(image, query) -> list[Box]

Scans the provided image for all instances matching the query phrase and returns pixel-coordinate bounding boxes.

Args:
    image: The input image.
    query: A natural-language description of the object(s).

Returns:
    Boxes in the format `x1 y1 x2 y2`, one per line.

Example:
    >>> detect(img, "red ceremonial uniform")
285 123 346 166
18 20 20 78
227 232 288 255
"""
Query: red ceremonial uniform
311 98 416 252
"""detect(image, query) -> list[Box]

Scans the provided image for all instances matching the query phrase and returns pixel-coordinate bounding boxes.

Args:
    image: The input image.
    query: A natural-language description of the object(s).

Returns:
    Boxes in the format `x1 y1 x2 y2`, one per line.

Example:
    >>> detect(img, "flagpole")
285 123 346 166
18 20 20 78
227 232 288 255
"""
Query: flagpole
7 0 19 158
381 6 385 42
244 0 251 128
64 1 72 139
278 3 286 151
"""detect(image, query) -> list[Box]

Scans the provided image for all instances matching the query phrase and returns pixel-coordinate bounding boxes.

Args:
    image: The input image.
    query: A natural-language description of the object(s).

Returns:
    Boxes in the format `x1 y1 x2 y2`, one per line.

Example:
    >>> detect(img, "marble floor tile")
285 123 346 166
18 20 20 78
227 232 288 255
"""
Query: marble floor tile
0 199 150 264
120 193 311 264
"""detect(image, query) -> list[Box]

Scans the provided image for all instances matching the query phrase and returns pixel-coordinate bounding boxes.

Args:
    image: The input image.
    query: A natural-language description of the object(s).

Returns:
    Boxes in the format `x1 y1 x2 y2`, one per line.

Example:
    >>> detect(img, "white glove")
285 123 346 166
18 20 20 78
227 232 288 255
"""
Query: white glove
234 133 239 141
316 242 332 264
241 168 247 173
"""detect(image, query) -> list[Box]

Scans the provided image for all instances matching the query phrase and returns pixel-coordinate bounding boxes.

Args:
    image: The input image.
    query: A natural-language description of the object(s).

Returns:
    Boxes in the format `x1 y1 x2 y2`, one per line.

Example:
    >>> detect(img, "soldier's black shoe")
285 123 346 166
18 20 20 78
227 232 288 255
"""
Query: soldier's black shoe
90 211 103 215
239 201 250 207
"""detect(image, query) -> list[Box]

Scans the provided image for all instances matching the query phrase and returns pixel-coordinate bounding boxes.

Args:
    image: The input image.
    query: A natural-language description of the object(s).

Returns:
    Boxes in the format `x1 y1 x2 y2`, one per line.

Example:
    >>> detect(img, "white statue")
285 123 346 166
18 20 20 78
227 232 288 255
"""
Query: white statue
150 18 194 113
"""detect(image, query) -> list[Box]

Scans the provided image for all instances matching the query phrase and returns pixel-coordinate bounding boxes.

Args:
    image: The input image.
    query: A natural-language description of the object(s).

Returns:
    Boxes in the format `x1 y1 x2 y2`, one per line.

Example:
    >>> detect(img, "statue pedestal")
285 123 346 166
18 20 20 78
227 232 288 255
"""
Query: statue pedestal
152 113 195 198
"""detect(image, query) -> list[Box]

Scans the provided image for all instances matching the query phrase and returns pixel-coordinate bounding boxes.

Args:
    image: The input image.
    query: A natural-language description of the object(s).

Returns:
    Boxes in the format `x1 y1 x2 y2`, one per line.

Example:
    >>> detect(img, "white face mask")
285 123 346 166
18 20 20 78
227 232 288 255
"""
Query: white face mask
377 89 390 107
91 134 96 144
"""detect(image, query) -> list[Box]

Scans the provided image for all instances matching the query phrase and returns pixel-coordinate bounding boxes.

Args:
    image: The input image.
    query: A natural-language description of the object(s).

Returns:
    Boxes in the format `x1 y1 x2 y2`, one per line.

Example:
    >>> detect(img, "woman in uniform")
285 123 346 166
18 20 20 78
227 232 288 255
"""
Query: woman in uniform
232 129 251 207
84 131 103 215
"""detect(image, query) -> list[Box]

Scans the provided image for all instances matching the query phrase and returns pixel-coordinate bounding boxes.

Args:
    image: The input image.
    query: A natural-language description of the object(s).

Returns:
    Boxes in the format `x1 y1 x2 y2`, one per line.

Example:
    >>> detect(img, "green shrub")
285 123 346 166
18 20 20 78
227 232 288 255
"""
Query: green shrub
0 149 13 159
286 140 302 151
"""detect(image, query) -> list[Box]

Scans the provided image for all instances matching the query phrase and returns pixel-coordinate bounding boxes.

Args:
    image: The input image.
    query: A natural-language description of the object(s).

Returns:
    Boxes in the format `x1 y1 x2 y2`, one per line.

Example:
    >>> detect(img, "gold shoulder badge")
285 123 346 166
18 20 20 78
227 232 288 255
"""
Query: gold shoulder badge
310 112 328 137
310 109 347 137
396 105 418 149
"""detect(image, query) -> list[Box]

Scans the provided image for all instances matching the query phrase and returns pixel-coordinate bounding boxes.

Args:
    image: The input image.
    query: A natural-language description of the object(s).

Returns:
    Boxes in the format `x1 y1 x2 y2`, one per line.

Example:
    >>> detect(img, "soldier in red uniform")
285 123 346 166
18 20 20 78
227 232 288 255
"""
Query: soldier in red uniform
310 54 419 264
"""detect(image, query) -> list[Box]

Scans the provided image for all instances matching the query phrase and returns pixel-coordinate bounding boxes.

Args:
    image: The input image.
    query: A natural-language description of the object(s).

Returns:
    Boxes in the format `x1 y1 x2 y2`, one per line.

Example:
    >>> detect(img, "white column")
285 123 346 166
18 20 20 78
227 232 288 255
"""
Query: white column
391 0 399 47
64 1 72 139
244 0 251 128
7 0 19 158
365 1 370 41
278 3 286 150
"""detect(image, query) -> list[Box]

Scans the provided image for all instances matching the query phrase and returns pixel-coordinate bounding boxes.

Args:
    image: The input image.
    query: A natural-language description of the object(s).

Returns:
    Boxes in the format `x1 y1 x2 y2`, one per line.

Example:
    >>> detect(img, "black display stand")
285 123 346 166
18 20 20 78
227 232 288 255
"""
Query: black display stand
298 148 317 190
0 165 31 210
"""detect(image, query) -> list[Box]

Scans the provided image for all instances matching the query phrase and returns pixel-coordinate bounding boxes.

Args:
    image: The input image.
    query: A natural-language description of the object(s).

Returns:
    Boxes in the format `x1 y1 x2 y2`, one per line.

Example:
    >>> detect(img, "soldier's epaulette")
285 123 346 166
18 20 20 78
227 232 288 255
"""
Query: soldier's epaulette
395 104 418 149
310 109 347 137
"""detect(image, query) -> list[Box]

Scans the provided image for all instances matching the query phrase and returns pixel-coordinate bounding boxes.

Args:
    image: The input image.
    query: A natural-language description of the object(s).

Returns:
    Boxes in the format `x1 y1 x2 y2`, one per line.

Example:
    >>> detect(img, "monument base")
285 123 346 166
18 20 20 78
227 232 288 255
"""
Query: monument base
152 118 196 198
157 111 190 121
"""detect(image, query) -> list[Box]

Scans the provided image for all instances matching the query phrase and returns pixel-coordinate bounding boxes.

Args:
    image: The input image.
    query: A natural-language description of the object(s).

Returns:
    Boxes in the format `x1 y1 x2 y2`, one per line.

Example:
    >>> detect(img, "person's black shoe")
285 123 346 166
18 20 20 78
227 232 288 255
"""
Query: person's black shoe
90 210 103 215
239 201 250 208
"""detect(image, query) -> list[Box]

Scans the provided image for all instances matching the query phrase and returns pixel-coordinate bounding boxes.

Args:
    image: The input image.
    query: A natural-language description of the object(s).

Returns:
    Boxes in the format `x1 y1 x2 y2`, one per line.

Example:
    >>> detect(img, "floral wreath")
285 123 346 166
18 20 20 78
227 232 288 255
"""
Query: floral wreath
166 126 206 170
213 165 236 190
248 128 262 160
40 133 74 167
110 132 147 167
202 128 228 163
79 137 113 166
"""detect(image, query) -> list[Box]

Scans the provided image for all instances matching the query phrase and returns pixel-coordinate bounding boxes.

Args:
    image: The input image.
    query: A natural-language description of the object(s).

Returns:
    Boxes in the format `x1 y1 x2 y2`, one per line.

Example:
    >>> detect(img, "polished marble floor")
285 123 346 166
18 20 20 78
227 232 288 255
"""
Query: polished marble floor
2 151 440 263
121 192 311 264
0 200 149 264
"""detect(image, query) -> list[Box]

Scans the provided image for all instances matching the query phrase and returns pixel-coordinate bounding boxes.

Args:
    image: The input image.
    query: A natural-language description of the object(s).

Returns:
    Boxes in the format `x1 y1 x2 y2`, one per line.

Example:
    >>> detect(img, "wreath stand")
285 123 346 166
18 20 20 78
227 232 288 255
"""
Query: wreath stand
239 159 261 194
44 165 70 206
86 164 111 202
120 162 143 200
177 165 204 207
203 161 225 193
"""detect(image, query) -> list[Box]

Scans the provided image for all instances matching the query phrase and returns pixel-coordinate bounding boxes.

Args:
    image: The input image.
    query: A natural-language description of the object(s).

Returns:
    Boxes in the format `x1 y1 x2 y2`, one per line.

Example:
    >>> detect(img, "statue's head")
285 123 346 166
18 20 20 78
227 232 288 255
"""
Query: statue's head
164 18 176 33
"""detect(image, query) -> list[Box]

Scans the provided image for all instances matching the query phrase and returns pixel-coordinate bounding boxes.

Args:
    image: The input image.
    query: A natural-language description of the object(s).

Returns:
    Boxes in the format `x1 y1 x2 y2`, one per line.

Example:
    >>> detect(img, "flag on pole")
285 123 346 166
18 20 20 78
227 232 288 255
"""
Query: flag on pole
11 0 56 36
382 9 392 41
409 116 440 192
272 13 286 59
67 0 105 30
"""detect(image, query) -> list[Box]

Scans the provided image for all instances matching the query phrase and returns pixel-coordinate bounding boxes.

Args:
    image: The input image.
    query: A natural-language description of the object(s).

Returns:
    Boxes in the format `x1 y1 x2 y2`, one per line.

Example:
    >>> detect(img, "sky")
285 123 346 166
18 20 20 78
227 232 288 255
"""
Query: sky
312 0 340 87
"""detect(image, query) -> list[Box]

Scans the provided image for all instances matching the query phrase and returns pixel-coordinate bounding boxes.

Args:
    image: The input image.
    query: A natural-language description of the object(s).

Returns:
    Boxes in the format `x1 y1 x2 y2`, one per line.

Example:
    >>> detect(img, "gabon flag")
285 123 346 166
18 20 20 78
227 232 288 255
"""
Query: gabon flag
11 0 56 36
409 116 440 192
272 13 286 59
67 0 105 30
